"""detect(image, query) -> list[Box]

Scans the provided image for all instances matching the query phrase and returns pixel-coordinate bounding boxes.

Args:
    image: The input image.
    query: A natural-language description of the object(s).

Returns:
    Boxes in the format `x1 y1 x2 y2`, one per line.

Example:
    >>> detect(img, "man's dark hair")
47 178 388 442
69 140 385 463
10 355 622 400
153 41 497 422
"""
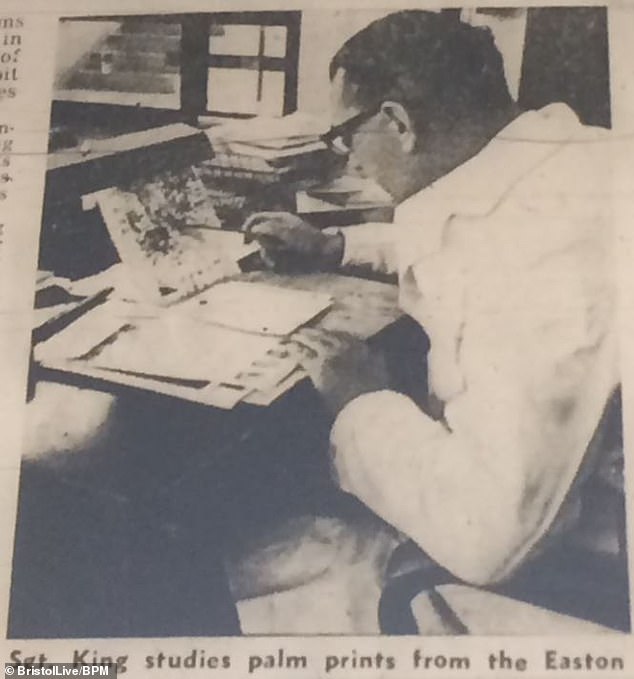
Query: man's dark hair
330 10 514 132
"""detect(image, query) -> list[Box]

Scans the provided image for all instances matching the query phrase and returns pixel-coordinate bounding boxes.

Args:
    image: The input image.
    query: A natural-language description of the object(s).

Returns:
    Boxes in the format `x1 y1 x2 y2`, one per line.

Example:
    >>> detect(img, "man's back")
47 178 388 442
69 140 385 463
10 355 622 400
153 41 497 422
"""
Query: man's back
331 105 619 584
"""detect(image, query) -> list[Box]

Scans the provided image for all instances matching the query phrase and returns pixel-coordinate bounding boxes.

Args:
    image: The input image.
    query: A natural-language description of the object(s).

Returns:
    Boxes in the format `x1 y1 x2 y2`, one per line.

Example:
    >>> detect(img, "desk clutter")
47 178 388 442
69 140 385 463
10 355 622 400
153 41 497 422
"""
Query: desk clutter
297 176 394 226
35 291 312 409
34 272 400 409
36 117 401 409
201 112 333 183
38 177 336 408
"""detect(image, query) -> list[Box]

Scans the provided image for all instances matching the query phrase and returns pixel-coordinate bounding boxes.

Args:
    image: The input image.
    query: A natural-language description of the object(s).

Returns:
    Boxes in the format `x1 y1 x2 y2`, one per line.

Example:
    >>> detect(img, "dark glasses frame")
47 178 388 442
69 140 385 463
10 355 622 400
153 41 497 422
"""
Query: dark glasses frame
320 106 380 155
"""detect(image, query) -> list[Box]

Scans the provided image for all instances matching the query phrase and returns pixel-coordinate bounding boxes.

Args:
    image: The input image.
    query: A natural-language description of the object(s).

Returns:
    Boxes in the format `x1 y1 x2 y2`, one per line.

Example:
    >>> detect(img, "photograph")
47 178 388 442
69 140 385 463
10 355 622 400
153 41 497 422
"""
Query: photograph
6 4 629 640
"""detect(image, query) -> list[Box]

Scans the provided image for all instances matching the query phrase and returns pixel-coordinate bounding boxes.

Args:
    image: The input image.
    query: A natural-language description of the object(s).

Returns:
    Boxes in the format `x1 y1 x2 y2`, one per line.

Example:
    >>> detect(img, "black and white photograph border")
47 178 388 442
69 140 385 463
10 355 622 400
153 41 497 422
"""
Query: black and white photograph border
4 2 632 640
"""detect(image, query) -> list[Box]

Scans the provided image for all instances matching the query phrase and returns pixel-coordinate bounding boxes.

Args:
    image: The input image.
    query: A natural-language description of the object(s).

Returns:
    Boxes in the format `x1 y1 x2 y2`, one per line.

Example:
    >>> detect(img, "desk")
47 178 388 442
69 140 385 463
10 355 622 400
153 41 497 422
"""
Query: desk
10 266 422 638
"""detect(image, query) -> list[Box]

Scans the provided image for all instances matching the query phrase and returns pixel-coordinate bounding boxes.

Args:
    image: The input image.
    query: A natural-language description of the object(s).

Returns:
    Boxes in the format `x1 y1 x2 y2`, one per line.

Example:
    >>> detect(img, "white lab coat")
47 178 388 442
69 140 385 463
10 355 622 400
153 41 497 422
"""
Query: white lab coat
329 104 619 585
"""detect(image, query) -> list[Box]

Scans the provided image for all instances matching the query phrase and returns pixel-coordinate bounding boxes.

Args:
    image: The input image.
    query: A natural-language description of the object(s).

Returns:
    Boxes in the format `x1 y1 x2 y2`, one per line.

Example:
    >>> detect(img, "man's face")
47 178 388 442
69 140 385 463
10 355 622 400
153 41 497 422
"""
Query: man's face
329 69 412 199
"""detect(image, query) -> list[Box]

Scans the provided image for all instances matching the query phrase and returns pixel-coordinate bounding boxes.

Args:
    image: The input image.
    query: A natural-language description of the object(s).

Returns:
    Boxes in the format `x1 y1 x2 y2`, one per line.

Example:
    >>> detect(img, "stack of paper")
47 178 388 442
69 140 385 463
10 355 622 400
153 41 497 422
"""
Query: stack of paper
206 112 327 144
35 281 333 409
204 112 329 177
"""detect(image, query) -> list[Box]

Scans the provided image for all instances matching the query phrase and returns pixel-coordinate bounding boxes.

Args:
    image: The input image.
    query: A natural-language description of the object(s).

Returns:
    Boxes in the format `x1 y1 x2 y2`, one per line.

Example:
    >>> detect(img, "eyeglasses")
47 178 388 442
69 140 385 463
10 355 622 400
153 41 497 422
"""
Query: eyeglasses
321 107 379 156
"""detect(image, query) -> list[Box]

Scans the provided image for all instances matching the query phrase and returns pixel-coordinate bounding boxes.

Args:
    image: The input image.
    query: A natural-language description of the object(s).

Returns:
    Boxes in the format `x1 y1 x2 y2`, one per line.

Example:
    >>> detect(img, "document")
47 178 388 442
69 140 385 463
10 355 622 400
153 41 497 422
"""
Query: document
175 281 332 336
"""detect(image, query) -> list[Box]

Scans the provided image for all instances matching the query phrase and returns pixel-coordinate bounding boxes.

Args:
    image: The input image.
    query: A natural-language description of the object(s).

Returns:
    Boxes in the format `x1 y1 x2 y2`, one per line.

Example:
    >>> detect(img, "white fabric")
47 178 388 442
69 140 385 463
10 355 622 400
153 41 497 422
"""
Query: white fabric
330 105 619 585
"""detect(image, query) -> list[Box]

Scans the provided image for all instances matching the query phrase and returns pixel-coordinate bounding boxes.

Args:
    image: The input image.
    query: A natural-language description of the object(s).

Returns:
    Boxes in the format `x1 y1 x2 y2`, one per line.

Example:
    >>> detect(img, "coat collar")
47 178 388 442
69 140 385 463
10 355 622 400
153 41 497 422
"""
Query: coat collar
394 104 590 259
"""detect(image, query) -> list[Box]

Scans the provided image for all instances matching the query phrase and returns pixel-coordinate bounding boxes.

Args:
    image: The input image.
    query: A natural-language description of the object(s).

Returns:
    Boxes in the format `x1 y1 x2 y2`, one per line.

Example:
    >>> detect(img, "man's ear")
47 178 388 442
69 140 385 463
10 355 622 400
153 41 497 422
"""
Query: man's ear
380 101 417 153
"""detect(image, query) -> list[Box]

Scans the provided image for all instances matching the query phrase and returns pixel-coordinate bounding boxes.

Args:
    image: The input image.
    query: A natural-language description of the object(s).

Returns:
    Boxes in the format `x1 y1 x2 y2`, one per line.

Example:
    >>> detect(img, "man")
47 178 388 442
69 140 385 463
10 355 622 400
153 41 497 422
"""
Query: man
244 11 618 602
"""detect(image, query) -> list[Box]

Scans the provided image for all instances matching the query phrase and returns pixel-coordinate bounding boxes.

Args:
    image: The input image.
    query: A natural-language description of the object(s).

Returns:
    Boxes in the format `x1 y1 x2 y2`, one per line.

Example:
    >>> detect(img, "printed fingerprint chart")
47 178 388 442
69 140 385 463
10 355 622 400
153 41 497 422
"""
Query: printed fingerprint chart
95 188 238 303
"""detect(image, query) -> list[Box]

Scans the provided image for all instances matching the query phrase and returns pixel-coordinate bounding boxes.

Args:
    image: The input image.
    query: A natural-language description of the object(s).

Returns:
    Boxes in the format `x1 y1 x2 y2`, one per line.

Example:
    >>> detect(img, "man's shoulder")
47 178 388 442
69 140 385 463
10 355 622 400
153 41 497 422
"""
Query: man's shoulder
405 105 611 218
458 109 614 293
509 105 612 197
393 105 613 268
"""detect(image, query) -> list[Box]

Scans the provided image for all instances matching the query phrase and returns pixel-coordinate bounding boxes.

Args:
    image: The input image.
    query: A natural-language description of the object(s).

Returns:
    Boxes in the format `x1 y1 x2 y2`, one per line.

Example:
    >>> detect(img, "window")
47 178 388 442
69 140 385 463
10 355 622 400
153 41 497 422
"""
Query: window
54 12 301 120
181 12 300 119
55 17 182 110
206 21 292 116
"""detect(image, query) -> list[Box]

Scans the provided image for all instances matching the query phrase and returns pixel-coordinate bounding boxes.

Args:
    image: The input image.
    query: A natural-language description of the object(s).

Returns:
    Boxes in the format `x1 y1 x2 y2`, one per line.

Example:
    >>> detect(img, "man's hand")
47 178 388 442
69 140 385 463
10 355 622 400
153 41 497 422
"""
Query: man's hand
291 328 392 415
243 212 344 272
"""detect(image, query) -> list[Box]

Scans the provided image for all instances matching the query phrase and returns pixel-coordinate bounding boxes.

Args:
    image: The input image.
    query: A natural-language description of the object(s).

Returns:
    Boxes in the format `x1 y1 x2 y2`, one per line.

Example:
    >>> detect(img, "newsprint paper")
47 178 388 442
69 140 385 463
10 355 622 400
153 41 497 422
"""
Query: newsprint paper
1 0 634 677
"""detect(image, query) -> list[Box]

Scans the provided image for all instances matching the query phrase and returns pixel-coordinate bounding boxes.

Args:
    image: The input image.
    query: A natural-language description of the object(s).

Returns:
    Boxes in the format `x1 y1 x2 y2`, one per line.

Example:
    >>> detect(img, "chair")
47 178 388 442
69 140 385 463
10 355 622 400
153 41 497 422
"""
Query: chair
378 389 629 634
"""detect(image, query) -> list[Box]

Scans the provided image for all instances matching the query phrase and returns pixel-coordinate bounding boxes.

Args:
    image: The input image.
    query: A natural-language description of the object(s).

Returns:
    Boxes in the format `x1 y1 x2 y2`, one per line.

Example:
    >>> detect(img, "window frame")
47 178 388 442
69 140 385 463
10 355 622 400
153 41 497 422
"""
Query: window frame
58 12 302 121
181 11 301 120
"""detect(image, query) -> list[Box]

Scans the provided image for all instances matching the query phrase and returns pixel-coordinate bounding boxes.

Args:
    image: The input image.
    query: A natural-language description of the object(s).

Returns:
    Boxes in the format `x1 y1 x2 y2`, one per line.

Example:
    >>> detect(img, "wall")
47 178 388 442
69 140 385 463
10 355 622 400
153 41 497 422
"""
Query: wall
461 8 527 101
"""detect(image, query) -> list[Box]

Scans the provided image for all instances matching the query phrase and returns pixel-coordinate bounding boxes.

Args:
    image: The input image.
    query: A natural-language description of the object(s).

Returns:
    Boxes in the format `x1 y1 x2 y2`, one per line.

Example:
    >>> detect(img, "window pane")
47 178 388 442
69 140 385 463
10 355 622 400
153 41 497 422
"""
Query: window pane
55 18 181 109
207 68 259 114
209 24 261 56
264 26 287 58
207 68 285 116
260 71 285 116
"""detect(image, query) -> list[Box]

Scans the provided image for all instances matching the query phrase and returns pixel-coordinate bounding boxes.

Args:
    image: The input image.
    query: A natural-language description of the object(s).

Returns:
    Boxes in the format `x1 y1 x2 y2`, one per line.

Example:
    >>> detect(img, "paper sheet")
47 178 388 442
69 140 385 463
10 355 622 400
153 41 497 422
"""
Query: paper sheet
34 293 308 401
87 315 282 385
95 189 246 304
174 281 333 336
34 300 133 362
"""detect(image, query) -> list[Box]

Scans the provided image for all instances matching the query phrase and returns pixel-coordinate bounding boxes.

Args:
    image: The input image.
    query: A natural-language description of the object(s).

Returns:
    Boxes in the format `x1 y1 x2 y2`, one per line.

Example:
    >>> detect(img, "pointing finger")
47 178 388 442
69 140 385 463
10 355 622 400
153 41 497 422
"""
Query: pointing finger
242 211 292 234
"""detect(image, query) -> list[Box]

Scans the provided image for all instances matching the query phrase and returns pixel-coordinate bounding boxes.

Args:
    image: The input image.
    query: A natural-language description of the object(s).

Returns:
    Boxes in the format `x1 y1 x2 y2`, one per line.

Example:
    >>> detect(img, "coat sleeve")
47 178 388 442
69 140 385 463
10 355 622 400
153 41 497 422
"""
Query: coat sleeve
329 242 617 585
324 224 399 275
